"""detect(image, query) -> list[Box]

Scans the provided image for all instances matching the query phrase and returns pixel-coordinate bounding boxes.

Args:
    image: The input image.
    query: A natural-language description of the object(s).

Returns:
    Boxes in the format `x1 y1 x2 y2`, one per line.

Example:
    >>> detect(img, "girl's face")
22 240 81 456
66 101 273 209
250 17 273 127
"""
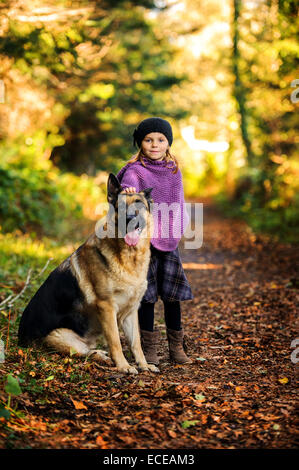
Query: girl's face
141 132 169 161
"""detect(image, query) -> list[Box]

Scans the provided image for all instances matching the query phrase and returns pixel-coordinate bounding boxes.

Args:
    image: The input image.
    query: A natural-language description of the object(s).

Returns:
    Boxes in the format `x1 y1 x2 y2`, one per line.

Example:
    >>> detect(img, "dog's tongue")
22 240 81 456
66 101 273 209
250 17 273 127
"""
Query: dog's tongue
124 228 140 246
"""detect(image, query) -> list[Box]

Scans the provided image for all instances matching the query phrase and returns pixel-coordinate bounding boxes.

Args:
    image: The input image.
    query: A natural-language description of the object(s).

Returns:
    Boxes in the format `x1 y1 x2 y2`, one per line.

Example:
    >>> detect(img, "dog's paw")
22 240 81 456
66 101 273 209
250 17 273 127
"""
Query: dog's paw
147 364 160 373
117 365 139 375
138 363 160 373
88 349 113 365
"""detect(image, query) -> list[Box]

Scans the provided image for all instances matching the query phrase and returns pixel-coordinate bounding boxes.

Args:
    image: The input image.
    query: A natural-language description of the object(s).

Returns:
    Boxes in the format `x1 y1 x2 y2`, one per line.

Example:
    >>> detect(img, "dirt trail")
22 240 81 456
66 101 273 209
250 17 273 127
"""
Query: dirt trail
1 202 298 449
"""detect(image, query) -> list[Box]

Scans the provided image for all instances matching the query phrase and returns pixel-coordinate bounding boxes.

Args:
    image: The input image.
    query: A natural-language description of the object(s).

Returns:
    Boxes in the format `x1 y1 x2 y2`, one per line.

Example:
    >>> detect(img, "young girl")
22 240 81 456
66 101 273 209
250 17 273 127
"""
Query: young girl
116 117 193 365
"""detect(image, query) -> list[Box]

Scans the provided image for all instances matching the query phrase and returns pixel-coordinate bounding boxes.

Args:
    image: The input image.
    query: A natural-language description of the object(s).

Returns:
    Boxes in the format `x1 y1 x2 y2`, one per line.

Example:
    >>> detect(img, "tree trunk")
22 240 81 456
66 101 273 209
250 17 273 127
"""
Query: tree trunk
232 0 254 166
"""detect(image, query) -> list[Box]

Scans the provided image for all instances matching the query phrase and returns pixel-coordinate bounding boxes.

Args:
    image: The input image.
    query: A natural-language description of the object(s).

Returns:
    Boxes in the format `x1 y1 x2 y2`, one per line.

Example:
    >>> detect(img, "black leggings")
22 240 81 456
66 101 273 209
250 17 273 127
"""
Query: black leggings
138 300 181 332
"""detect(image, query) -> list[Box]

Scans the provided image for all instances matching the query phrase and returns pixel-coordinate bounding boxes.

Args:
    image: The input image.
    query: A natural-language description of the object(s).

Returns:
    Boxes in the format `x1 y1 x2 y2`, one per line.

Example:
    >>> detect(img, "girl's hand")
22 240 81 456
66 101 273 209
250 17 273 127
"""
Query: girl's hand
124 187 136 193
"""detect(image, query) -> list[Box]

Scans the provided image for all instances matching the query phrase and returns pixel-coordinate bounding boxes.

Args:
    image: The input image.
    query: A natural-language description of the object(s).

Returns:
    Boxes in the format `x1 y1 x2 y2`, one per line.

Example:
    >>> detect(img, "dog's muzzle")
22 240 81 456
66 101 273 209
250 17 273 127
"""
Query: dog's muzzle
116 198 148 245
124 213 146 246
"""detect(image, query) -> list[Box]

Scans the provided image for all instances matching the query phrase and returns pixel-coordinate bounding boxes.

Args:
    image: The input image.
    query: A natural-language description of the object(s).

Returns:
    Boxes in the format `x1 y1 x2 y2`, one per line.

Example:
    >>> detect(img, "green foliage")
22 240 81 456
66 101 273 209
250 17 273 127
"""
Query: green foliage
4 374 22 396
0 160 82 236
215 166 299 243
0 1 187 176
0 374 23 419
0 0 188 239
226 0 299 242
181 420 199 429
0 407 11 419
0 131 105 236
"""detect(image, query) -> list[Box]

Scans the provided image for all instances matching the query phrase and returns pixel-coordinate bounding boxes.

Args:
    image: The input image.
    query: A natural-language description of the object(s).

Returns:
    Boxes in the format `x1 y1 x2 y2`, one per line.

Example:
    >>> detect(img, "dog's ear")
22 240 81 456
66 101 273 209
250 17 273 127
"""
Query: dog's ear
141 187 153 201
107 173 122 205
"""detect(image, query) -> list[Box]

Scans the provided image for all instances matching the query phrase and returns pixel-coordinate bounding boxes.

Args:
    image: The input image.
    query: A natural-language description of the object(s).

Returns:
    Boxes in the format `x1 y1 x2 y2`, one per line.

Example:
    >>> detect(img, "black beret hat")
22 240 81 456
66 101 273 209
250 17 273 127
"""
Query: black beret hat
133 117 173 148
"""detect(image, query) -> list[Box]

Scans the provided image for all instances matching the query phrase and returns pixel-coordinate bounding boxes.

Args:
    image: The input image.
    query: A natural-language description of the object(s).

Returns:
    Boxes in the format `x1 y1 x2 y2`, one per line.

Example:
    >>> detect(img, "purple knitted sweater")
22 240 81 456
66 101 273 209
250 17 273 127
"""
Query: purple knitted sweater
116 157 189 251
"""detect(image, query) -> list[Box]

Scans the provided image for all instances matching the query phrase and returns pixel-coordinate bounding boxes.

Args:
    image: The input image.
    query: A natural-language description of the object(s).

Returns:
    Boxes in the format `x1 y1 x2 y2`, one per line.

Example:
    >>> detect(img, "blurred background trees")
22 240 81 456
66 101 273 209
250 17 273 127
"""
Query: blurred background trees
229 0 299 239
0 0 298 241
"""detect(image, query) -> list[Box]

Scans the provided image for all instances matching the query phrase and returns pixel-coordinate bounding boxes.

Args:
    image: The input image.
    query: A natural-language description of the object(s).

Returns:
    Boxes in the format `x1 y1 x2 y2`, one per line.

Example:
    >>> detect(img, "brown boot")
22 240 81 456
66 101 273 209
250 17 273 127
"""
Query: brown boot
140 329 160 366
167 328 192 364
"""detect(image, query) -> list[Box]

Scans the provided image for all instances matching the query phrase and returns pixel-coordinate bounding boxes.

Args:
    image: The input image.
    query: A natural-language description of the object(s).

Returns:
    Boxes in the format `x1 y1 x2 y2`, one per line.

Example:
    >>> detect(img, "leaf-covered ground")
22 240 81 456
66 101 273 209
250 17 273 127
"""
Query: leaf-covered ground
0 202 298 449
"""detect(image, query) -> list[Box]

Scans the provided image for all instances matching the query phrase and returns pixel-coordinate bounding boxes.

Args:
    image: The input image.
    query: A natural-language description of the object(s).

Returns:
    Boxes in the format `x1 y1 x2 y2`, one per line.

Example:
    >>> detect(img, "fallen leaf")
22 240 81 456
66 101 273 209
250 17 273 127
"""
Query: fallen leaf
118 435 134 445
181 420 199 429
212 415 221 422
155 390 167 397
194 393 205 402
71 399 87 410
278 377 289 385
44 375 54 382
96 435 108 448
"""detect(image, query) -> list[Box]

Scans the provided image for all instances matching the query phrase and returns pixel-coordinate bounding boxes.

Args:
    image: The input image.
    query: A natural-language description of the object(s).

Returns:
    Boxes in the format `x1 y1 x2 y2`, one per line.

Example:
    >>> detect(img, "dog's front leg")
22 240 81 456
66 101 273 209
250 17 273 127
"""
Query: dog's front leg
122 311 159 373
97 302 138 374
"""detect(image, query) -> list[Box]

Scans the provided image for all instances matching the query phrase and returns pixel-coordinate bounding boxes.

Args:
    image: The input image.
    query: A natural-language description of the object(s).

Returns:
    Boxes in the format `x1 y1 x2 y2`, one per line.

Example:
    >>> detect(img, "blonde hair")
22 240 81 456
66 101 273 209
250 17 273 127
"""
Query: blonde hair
128 147 179 174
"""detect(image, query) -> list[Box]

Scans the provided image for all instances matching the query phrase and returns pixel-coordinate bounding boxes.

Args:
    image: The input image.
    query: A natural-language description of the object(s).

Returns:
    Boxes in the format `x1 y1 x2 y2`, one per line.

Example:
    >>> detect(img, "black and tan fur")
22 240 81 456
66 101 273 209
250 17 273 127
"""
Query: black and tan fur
18 174 158 374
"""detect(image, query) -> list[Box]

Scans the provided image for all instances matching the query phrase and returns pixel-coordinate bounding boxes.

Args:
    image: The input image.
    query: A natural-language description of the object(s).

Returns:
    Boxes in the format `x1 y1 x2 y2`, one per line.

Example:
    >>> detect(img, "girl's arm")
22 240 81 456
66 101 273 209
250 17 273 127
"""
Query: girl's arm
116 167 140 193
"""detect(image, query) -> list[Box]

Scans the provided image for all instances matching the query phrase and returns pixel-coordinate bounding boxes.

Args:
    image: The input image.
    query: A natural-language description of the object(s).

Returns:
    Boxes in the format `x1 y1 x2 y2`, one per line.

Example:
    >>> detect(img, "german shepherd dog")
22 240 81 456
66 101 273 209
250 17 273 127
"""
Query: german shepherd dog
18 174 159 374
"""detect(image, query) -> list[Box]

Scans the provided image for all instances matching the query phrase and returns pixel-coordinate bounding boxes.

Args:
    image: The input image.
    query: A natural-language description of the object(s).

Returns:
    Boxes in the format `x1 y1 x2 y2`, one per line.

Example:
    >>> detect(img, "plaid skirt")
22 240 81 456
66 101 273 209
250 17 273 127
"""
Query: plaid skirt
142 244 194 303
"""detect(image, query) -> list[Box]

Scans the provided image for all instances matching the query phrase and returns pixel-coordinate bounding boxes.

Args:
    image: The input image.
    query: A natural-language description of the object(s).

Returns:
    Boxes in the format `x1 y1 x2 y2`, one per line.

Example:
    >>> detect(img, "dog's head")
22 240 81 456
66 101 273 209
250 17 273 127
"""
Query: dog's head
107 173 153 246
